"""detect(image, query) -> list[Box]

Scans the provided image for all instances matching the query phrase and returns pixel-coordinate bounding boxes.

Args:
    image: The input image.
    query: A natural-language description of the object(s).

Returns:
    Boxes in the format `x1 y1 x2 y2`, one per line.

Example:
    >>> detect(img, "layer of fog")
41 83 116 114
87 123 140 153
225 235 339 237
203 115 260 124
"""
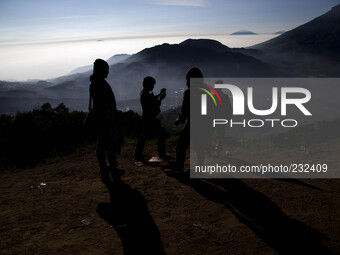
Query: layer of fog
0 34 278 81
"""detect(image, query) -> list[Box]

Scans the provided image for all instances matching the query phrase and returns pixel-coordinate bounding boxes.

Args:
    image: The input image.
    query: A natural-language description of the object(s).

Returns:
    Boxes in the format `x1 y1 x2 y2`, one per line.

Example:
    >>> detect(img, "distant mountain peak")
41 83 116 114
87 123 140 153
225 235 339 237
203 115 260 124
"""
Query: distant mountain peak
250 4 340 76
231 30 257 35
179 38 230 52
68 54 131 75
106 54 131 65
251 4 340 58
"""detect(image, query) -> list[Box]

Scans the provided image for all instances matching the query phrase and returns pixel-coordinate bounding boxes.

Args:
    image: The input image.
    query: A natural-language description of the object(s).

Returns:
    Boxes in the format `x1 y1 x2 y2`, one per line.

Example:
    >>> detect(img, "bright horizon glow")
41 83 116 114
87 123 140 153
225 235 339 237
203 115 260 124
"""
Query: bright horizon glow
1 0 339 81
0 34 278 81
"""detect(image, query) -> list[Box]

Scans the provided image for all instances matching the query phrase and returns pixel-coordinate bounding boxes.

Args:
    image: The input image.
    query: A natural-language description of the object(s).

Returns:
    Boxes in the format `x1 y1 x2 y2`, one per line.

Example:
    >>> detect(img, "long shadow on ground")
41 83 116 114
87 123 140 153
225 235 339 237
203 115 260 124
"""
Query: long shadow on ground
168 172 332 255
97 178 166 255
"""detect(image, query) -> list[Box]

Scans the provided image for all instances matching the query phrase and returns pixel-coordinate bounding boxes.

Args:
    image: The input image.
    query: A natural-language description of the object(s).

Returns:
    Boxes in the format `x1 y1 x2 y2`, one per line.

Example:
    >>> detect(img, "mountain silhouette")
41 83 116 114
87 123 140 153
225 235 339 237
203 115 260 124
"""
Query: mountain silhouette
125 40 277 77
104 39 279 101
0 39 278 114
251 4 340 76
231 30 257 35
179 39 230 52
179 39 262 58
68 54 131 75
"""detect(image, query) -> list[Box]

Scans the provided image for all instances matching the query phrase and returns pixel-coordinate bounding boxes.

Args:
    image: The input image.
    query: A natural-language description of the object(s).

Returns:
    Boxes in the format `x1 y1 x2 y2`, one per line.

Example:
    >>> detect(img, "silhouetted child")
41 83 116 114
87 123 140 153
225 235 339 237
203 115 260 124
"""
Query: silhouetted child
89 59 121 186
134 76 167 161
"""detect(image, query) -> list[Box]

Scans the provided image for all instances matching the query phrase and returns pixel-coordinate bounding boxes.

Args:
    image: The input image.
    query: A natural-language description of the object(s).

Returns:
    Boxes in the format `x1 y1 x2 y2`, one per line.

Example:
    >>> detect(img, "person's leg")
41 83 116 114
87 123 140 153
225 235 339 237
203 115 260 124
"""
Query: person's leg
97 141 111 185
176 124 189 172
155 120 166 157
196 148 205 166
134 121 149 159
107 145 118 180
96 144 106 168
107 151 117 168
135 133 146 158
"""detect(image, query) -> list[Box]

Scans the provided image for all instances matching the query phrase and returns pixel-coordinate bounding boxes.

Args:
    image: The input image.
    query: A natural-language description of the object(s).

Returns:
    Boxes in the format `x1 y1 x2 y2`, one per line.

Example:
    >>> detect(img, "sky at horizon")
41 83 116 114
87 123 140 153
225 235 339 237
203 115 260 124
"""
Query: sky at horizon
1 0 340 81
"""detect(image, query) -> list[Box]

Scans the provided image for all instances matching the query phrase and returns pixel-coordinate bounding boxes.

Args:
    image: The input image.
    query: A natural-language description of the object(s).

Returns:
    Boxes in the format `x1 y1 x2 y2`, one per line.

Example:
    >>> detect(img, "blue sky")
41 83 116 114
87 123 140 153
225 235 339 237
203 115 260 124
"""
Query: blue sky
1 0 339 42
0 0 339 80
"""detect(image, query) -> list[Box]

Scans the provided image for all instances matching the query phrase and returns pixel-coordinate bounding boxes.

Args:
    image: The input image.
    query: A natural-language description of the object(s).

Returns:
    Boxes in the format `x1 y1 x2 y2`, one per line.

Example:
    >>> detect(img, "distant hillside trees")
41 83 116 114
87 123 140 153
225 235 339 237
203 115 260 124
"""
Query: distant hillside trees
0 103 142 169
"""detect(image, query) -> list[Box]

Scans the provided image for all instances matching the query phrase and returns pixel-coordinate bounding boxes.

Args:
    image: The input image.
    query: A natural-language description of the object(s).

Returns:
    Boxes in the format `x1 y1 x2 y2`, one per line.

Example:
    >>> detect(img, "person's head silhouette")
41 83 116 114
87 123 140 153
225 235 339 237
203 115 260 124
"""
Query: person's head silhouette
93 59 109 79
143 76 156 92
186 67 203 87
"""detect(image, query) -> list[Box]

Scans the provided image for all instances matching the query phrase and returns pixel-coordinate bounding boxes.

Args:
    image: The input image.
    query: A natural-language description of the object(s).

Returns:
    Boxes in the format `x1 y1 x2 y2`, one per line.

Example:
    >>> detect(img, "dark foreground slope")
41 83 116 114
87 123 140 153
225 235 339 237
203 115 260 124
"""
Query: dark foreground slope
0 141 339 254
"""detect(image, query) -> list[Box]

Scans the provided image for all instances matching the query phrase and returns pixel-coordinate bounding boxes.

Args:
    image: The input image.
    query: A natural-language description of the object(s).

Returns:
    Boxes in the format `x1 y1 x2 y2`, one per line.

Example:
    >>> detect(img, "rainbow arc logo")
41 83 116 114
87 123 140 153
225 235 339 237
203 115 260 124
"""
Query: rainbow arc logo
198 83 222 106
198 83 222 115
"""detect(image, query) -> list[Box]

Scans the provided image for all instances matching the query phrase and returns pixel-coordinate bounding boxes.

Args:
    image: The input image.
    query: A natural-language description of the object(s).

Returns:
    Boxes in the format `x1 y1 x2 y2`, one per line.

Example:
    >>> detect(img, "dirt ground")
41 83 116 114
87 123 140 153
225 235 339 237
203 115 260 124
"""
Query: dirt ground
0 141 339 255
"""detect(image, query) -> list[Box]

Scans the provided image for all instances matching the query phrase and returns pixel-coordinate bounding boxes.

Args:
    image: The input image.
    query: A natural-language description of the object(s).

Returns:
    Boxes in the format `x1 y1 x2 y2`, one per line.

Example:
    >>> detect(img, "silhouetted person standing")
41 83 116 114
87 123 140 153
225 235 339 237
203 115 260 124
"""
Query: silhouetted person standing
174 67 204 173
89 59 120 186
134 76 166 161
214 81 232 155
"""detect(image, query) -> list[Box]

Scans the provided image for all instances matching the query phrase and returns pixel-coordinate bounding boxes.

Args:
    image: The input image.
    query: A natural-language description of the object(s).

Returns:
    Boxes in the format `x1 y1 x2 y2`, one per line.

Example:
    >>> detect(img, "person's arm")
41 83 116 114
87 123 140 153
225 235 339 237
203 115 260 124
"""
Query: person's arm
141 91 159 118
175 89 189 125
155 89 166 101
89 83 95 111
88 89 93 110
